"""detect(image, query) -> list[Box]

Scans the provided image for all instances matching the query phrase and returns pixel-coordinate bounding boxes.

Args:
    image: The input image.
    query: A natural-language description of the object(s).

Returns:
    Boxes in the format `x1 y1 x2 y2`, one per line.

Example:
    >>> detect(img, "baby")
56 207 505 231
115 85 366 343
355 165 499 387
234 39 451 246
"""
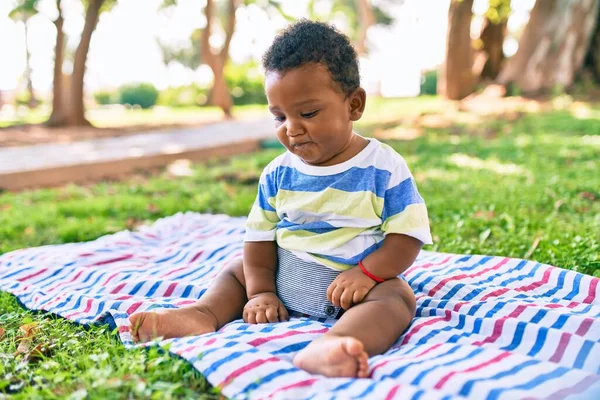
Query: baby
129 20 432 379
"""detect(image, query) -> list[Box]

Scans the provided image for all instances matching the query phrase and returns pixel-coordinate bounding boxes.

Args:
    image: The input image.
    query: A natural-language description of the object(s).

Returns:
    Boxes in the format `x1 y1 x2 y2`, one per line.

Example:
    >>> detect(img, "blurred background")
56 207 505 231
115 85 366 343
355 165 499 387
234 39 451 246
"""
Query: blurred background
1 0 597 131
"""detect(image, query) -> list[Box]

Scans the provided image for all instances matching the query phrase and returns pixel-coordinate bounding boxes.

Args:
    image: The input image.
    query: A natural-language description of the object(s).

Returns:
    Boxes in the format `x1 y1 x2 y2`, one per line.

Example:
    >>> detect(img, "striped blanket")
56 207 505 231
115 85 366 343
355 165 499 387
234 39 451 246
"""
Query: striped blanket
0 213 598 399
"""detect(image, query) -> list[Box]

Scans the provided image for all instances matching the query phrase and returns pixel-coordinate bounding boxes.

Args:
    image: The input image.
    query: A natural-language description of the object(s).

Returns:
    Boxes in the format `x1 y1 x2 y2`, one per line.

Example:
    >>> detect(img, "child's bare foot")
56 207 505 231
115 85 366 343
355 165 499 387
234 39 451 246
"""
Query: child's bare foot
129 306 218 342
293 335 369 378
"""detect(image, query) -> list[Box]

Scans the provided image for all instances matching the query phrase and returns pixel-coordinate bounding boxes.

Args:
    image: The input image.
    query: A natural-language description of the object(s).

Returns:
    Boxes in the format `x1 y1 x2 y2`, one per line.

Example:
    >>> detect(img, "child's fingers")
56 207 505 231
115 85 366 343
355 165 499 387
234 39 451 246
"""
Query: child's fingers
330 285 344 307
256 310 268 324
245 310 257 324
352 288 368 305
340 288 354 310
326 281 337 303
266 306 279 323
278 303 289 321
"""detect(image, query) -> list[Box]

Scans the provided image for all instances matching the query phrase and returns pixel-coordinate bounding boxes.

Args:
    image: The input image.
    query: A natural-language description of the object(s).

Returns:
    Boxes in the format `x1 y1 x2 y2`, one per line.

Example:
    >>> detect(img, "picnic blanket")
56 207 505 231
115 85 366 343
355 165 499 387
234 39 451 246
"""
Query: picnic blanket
0 212 598 399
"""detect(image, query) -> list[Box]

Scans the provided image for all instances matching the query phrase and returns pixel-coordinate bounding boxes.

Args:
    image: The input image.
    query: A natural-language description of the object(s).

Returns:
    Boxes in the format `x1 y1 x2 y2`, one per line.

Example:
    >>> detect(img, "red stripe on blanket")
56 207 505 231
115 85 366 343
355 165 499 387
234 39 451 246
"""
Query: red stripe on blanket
385 384 400 400
404 255 453 277
575 318 593 337
48 270 83 292
17 268 48 282
218 357 279 389
163 282 178 297
472 305 532 346
583 278 598 304
401 310 453 346
90 254 133 267
249 328 328 347
370 343 444 377
434 351 512 389
190 250 204 263
428 258 510 297
549 332 570 363
268 378 318 398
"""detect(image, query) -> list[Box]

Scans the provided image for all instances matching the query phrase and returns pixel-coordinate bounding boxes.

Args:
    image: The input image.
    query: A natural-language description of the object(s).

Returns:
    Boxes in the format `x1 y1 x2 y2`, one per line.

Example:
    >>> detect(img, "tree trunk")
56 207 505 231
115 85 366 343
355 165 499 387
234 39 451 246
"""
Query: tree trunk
498 0 600 93
581 9 600 81
354 0 375 55
473 14 509 81
201 0 235 117
66 0 104 126
47 0 66 127
23 17 38 109
440 0 475 100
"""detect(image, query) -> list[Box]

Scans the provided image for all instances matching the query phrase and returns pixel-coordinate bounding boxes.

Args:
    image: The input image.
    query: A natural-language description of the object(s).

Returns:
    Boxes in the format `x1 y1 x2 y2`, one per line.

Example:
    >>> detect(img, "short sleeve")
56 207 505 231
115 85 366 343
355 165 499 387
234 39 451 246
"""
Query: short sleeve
244 168 280 242
381 161 433 245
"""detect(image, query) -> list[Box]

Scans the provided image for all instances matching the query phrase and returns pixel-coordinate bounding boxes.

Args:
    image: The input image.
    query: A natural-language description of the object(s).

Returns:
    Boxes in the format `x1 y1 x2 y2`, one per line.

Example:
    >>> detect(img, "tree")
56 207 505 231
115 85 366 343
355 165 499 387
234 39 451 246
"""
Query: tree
439 0 475 100
473 0 511 81
497 0 600 94
65 0 117 126
160 0 239 117
46 0 66 126
304 0 394 56
201 0 238 117
9 0 40 109
580 9 600 82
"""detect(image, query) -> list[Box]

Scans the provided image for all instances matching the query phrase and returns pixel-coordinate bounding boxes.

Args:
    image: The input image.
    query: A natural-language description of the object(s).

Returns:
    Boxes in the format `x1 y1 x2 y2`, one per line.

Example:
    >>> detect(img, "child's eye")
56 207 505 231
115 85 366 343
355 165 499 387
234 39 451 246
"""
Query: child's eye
301 110 319 119
274 116 285 122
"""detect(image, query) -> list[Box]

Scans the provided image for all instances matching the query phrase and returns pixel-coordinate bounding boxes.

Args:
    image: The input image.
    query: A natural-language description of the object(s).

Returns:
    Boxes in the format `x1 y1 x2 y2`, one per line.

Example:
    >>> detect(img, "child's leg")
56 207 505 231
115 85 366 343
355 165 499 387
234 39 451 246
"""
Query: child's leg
129 258 247 342
293 278 416 378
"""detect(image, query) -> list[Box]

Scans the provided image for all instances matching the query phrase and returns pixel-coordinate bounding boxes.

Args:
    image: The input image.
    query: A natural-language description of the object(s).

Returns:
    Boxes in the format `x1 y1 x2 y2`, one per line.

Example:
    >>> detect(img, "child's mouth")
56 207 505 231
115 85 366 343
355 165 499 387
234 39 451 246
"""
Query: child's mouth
292 142 312 150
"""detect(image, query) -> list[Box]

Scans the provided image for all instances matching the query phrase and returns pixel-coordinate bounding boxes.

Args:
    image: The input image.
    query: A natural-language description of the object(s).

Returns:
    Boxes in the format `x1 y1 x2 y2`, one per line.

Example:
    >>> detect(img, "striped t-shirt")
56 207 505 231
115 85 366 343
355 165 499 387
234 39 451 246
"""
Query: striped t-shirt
244 137 433 271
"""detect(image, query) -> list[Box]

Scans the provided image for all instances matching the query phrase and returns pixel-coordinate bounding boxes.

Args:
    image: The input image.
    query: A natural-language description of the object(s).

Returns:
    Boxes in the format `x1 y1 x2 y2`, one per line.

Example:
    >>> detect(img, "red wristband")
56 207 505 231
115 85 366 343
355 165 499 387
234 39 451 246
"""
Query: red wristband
358 260 385 283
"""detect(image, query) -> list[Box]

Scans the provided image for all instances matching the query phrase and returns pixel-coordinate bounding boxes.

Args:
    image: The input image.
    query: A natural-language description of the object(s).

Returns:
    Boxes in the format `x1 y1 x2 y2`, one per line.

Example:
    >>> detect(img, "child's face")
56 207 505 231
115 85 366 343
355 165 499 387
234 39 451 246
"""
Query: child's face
265 63 365 166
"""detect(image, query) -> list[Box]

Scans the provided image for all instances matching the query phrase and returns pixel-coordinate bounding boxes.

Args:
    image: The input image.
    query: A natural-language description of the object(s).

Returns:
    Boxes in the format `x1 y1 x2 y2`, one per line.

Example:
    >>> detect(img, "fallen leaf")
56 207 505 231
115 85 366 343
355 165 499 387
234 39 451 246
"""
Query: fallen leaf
0 327 5 339
14 339 32 356
19 322 38 338
579 191 597 202
25 340 57 362
146 203 160 213
24 227 35 236
0 204 12 211
474 211 496 220
126 218 143 230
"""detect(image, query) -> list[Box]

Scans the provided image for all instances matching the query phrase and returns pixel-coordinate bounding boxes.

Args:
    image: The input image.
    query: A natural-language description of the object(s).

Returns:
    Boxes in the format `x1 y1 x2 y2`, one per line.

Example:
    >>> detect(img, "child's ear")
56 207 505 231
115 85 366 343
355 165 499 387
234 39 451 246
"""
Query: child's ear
348 88 366 121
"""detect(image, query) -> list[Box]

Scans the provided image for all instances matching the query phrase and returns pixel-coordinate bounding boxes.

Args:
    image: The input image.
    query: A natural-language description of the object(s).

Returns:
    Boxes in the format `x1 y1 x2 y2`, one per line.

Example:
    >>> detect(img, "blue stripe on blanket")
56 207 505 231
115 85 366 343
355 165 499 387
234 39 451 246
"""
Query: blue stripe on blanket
1 212 599 400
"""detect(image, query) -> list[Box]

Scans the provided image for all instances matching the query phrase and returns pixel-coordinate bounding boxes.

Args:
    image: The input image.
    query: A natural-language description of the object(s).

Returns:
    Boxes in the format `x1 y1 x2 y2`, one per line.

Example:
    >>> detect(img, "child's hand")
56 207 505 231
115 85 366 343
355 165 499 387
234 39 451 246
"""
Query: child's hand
243 292 289 324
327 267 377 310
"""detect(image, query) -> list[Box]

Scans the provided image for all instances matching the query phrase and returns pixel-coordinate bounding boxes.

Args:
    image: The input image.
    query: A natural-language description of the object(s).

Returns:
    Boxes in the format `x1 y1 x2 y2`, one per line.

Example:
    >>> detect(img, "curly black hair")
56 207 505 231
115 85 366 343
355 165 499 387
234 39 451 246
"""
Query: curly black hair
262 19 360 96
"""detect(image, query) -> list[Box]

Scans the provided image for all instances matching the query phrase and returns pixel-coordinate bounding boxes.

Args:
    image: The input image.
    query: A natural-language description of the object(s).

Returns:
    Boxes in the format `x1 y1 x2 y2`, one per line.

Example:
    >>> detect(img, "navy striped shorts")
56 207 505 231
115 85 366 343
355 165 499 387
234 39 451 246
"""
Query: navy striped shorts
275 247 343 319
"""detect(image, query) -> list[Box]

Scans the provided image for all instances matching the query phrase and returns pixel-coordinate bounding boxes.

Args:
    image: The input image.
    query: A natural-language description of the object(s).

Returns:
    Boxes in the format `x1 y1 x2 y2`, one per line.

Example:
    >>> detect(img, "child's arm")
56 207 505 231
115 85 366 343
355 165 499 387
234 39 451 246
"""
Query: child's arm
360 233 423 279
326 234 422 310
243 241 278 296
243 241 289 323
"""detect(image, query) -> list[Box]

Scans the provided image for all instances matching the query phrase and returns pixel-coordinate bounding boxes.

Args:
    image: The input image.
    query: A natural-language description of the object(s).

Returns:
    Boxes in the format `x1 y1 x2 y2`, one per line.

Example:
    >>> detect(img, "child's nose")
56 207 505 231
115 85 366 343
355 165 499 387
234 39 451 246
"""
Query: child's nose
286 120 305 137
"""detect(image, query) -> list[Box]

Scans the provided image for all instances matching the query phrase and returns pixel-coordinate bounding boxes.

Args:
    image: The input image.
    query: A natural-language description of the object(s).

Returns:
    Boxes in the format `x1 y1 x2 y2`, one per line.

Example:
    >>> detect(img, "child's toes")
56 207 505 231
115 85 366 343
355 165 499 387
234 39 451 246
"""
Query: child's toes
357 353 370 378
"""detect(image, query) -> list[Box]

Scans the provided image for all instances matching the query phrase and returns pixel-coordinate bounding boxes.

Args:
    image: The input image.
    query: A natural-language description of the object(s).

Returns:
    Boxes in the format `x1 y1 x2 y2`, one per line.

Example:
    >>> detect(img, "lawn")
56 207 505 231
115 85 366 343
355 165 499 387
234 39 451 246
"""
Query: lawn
1 97 599 398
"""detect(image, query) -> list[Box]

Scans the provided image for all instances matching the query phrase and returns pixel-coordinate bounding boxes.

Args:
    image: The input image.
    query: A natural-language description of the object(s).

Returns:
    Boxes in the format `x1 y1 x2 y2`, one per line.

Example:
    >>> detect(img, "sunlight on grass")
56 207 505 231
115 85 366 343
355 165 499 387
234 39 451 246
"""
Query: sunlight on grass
448 153 527 176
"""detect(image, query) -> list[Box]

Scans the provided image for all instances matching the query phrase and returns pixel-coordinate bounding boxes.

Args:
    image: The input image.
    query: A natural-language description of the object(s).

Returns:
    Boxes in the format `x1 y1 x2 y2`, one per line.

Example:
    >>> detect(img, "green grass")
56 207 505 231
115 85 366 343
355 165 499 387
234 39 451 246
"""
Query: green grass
1 98 599 397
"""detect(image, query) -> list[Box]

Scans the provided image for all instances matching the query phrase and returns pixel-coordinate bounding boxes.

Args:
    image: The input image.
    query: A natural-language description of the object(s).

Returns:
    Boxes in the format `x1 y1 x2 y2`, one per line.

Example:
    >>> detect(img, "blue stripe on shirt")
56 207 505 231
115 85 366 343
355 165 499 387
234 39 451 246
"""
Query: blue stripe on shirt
381 177 424 221
264 165 391 199
316 240 384 265
277 219 338 234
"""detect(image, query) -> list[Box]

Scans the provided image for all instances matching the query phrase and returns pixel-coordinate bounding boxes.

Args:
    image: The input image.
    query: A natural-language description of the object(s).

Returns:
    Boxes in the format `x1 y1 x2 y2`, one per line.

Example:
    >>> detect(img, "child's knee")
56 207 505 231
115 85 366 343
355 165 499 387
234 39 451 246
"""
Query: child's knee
367 278 416 317
222 257 245 284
